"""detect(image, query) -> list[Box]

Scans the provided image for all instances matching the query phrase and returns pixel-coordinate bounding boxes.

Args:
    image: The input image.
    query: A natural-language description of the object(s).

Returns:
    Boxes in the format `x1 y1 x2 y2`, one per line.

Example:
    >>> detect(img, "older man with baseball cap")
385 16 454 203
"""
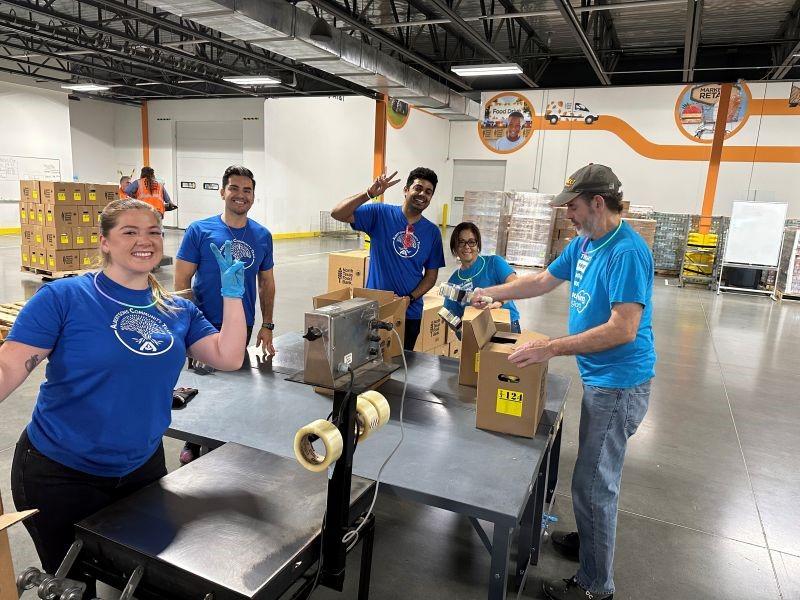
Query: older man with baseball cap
472 163 656 600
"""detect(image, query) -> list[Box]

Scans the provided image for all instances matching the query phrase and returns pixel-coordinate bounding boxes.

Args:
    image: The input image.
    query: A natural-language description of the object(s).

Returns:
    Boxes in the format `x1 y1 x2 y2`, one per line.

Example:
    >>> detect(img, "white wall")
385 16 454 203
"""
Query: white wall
146 98 265 228
0 81 73 227
69 98 140 184
386 106 452 225
264 96 374 233
450 81 800 218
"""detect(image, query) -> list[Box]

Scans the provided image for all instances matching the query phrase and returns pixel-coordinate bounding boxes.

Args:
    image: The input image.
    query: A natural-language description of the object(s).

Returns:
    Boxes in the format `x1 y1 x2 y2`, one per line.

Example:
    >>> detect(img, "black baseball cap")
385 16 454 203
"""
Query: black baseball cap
551 164 622 207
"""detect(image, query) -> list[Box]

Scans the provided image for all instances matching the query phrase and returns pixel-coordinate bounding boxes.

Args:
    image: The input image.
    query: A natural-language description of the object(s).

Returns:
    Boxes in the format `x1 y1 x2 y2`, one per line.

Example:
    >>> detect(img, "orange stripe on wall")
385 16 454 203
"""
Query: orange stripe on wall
141 100 150 167
698 83 733 234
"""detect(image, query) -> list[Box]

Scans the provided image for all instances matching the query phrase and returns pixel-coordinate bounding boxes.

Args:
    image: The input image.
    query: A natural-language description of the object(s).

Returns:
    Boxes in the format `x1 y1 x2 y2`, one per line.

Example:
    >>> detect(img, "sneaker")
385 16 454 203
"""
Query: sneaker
179 442 197 465
542 576 613 600
551 530 580 562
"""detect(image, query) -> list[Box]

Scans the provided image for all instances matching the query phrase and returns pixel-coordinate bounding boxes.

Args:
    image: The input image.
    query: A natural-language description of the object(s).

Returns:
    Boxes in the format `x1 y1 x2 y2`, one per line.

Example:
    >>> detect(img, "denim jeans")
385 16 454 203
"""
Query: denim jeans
573 380 651 594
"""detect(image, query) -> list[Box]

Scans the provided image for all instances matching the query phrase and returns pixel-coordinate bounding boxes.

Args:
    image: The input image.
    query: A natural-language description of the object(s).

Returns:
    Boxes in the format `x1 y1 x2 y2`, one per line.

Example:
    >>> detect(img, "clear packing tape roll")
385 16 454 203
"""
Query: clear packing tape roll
294 419 343 473
294 392 391 472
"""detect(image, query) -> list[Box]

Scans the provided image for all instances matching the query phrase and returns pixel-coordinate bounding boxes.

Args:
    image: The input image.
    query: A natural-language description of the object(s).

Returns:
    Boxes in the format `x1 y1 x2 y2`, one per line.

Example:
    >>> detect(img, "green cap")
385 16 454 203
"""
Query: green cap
551 164 622 207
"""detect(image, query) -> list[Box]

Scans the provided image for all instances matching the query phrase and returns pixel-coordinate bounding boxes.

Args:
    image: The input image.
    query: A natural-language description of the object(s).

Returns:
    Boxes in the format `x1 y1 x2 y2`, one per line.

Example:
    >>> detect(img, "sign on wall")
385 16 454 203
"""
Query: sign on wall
387 98 411 129
479 92 535 154
675 82 751 143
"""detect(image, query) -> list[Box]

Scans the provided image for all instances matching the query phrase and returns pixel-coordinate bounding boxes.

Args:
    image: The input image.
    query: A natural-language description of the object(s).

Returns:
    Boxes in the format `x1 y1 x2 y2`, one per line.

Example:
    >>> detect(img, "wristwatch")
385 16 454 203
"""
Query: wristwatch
262 323 275 330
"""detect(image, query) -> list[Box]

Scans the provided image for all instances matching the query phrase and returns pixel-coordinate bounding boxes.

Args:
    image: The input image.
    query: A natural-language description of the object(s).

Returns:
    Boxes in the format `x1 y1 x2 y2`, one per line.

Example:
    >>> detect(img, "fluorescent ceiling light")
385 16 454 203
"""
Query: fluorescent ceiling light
60 83 110 92
222 75 281 86
451 63 523 76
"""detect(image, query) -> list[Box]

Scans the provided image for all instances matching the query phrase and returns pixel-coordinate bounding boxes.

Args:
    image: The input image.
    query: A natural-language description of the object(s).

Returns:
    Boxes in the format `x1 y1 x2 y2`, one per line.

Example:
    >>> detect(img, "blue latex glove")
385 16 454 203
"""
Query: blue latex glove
210 240 245 298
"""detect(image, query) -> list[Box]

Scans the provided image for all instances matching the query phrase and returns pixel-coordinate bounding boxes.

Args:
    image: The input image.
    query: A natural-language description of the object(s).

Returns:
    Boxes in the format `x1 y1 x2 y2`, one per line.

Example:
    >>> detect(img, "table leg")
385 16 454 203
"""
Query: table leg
515 489 535 590
488 523 512 600
546 420 563 505
531 456 547 566
357 514 376 600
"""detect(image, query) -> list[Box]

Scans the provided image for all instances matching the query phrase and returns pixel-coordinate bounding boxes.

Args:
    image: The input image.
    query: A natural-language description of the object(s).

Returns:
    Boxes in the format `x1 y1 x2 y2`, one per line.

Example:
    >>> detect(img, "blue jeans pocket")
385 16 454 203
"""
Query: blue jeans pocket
624 381 651 437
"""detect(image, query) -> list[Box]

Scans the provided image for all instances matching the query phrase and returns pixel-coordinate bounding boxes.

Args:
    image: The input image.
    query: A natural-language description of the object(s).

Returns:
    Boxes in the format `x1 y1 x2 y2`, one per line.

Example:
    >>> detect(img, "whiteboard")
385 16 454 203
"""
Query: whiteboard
0 155 61 182
723 201 788 266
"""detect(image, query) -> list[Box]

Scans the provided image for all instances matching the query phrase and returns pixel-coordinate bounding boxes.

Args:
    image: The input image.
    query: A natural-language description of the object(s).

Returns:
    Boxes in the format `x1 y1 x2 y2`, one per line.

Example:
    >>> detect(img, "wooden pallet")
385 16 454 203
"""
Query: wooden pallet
0 302 25 339
21 266 84 279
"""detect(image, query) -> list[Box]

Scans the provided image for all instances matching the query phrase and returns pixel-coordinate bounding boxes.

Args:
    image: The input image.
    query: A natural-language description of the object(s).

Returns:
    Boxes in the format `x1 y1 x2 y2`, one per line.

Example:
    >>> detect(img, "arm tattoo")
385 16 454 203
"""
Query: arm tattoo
25 354 41 373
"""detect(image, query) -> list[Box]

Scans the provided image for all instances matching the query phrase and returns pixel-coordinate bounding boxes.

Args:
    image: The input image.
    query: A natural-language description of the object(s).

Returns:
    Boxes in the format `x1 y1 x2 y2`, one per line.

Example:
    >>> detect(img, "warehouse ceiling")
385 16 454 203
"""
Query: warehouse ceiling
0 0 797 105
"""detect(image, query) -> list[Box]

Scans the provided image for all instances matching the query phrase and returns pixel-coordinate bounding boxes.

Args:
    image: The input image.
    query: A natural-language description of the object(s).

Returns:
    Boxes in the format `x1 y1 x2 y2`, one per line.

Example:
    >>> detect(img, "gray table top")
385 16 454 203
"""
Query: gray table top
172 337 570 525
78 443 373 599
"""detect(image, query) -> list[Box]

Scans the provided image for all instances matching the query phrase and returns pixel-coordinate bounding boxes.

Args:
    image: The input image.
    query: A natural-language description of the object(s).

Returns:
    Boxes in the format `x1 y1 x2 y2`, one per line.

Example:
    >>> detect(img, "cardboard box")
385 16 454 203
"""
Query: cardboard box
1 493 38 600
19 202 28 225
35 205 45 226
449 338 461 359
85 183 118 206
27 204 36 224
491 308 512 332
32 226 44 248
44 205 79 232
72 227 89 249
328 249 370 291
34 249 47 269
43 227 73 251
19 180 40 204
412 294 445 352
87 227 100 247
21 225 34 246
79 249 100 269
458 307 496 387
21 244 30 267
431 343 450 356
41 182 85 206
77 206 94 226
46 250 80 272
476 330 549 438
312 287 408 360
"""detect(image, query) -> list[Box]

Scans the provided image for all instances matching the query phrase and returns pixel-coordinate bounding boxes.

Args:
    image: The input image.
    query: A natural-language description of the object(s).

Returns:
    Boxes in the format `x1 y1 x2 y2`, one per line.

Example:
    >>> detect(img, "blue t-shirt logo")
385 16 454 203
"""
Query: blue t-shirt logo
392 230 420 258
570 289 591 314
231 239 255 269
111 309 175 356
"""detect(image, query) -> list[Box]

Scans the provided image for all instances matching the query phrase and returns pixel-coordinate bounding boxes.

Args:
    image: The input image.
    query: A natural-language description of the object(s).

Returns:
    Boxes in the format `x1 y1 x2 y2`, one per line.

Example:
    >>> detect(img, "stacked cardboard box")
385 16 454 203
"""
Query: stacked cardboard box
549 207 576 259
327 249 370 291
462 191 512 255
623 218 656 249
20 181 117 273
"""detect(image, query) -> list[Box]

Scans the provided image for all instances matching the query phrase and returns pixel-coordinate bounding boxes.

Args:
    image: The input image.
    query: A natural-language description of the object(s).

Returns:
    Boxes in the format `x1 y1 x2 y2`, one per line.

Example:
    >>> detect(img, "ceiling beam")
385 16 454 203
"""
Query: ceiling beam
769 0 800 79
552 0 611 85
425 0 538 87
683 0 703 81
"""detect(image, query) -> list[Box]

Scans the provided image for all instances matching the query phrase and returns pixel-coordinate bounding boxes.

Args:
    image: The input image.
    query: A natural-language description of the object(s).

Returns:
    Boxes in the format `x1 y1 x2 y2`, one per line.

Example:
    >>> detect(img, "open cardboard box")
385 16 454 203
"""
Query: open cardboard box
327 250 370 291
412 294 446 352
477 330 549 438
1 494 37 599
312 287 407 361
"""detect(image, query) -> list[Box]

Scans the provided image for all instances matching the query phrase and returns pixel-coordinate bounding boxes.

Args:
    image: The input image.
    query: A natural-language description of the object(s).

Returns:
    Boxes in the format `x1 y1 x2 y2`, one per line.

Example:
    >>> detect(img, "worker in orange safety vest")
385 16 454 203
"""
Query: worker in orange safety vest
124 167 177 216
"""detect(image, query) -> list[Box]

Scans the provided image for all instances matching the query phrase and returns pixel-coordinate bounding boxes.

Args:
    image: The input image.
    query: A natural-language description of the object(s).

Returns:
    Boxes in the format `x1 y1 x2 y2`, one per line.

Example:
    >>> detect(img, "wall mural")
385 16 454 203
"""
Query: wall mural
479 92 535 154
477 87 800 163
387 98 411 129
674 82 751 143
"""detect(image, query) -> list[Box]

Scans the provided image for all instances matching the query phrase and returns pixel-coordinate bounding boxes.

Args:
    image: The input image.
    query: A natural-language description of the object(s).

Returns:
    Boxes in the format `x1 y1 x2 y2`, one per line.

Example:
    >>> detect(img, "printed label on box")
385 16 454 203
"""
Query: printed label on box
496 388 524 417
76 235 85 245
88 192 96 202
32 190 39 200
81 213 91 223
73 192 81 201
57 192 66 201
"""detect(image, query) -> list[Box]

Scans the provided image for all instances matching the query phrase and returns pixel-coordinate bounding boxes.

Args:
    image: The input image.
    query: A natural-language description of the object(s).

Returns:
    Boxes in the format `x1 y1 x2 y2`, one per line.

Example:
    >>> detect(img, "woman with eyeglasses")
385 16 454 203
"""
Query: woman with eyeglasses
448 222 521 333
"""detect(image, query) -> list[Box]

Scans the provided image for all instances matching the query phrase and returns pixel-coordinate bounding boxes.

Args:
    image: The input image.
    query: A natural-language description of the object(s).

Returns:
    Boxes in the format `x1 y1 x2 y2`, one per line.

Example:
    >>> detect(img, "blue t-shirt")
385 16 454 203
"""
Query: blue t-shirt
447 255 520 322
7 273 217 477
176 216 274 325
548 221 656 388
351 203 445 319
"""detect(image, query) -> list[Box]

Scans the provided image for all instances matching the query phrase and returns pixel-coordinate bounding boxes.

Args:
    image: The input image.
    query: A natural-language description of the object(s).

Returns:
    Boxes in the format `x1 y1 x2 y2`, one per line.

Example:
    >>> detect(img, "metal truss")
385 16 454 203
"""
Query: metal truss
0 0 371 102
769 0 800 79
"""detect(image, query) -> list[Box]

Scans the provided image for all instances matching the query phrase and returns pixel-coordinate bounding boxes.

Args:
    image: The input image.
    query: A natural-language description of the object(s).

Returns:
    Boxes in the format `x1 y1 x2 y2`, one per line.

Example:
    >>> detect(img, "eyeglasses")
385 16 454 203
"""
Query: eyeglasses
457 239 478 248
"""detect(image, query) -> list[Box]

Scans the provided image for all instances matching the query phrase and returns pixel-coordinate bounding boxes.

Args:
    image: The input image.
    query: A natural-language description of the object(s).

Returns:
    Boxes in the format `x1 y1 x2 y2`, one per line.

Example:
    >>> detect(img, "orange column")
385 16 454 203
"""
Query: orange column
373 95 387 200
141 100 150 167
698 83 733 233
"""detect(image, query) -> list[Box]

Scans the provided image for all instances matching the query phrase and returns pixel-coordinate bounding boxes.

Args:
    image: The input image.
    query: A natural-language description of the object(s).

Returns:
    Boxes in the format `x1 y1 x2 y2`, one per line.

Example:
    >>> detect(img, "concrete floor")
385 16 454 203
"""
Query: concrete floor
2 230 799 600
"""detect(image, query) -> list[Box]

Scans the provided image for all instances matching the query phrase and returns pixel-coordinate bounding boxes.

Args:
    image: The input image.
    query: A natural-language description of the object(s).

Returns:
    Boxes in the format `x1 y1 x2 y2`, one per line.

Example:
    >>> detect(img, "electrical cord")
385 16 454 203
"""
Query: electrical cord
341 327 408 552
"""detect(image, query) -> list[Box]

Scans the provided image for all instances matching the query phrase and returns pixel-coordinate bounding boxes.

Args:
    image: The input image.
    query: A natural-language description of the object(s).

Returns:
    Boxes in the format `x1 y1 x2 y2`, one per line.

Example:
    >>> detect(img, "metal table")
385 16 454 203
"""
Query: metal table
74 443 376 599
173 337 570 599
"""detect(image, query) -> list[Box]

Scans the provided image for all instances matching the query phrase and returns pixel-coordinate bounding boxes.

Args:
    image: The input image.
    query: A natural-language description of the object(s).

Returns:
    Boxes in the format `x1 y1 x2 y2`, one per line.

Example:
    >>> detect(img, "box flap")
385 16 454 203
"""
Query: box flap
468 308 497 348
0 509 37 532
353 288 395 305
490 308 511 324
484 330 549 355
312 288 352 308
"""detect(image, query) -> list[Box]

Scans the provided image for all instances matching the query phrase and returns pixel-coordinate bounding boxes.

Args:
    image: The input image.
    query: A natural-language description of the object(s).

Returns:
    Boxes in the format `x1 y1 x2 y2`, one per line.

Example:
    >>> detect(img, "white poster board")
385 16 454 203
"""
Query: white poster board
723 201 788 267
